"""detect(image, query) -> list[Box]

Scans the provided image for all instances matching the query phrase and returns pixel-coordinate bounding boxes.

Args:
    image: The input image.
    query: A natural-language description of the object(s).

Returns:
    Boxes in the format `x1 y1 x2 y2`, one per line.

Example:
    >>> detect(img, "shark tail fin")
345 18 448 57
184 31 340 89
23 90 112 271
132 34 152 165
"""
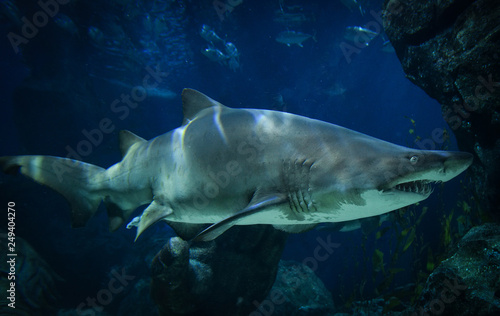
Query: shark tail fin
0 155 106 227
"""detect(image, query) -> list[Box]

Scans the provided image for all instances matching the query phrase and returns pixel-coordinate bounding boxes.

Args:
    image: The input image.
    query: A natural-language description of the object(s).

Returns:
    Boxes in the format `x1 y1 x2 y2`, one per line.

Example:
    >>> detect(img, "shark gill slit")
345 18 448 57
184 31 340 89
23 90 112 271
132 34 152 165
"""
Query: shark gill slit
282 158 316 216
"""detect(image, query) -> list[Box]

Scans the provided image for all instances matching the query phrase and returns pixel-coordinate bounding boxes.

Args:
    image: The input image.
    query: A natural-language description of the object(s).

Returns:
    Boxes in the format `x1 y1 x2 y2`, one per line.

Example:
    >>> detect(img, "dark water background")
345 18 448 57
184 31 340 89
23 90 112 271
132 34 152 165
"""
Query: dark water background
0 0 475 313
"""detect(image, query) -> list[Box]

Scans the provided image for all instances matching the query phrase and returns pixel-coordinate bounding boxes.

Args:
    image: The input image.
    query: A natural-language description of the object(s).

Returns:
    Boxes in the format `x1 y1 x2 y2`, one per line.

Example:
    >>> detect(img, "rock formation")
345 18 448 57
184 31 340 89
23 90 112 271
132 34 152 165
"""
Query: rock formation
383 0 500 216
411 223 500 315
150 226 288 315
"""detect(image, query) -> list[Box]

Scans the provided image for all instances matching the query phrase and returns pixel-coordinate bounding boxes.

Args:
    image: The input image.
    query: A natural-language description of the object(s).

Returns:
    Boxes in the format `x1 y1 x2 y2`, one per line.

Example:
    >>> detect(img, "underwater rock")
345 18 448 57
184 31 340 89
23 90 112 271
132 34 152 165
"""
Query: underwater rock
253 260 335 316
0 232 61 315
382 0 500 216
57 309 111 316
150 225 288 315
333 298 389 316
117 276 159 316
411 223 500 315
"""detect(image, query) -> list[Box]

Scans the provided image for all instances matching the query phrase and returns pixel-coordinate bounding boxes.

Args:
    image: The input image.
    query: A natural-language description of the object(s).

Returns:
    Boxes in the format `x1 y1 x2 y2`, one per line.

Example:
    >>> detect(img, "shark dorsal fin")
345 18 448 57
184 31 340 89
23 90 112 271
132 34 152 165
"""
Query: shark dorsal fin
182 88 224 125
119 130 146 157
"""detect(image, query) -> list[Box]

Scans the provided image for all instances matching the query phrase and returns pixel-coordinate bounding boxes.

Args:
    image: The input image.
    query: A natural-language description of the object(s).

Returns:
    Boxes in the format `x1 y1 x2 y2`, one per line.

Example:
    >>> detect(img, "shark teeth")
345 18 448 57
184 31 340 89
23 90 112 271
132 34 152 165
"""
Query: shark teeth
393 180 438 195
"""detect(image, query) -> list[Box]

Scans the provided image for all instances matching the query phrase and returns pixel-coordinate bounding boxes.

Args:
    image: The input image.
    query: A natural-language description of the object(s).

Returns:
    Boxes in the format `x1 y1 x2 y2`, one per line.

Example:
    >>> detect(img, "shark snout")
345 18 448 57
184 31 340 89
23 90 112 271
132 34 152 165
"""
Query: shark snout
444 151 473 165
441 151 473 181
417 150 473 183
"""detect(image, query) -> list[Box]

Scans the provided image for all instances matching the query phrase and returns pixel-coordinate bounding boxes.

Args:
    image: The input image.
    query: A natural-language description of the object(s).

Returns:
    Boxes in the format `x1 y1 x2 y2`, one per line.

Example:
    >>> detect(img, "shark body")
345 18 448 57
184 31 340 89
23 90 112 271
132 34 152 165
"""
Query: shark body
0 89 473 241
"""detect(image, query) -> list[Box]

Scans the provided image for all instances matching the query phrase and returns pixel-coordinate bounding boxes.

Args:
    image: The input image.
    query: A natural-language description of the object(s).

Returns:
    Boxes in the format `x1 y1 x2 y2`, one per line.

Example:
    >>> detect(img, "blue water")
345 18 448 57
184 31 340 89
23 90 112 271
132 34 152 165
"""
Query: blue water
0 0 471 314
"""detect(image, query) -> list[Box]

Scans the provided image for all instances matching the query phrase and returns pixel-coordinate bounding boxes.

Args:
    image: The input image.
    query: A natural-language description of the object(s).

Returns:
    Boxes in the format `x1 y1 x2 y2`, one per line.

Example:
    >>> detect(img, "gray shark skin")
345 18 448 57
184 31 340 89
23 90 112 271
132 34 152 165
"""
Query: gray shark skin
0 89 473 242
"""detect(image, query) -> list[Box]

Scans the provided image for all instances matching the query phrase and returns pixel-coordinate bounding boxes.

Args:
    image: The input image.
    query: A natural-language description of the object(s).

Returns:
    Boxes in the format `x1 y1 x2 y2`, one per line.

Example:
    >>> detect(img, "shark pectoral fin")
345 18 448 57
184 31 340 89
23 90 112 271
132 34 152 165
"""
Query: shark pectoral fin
192 193 288 242
134 201 173 241
273 224 317 233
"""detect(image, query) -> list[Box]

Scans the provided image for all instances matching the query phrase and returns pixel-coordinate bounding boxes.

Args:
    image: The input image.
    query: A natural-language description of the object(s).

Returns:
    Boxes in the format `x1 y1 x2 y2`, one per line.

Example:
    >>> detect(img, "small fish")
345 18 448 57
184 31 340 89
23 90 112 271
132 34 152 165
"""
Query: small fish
200 24 225 44
272 93 287 111
225 42 240 71
144 87 177 99
201 47 228 64
53 13 79 36
276 31 313 47
225 42 239 59
323 83 346 97
274 12 309 26
344 26 378 46
340 0 365 16
228 57 240 72
88 26 104 44
316 214 389 234
92 77 176 100
381 40 396 53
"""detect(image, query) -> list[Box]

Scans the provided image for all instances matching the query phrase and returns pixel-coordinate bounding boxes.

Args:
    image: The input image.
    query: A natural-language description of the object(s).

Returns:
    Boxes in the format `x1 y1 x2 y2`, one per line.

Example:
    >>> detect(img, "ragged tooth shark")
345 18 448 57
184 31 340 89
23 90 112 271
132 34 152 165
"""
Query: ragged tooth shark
0 89 473 242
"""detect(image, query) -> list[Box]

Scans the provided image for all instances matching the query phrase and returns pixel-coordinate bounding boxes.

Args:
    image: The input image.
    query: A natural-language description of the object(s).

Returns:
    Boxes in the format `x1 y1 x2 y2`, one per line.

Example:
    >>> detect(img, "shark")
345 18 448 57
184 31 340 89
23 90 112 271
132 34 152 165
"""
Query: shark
0 89 473 242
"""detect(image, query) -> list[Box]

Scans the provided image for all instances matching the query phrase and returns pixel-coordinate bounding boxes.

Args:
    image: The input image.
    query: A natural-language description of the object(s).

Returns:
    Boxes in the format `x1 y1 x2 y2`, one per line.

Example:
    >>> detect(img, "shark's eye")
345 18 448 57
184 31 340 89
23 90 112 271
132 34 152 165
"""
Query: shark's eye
410 156 419 164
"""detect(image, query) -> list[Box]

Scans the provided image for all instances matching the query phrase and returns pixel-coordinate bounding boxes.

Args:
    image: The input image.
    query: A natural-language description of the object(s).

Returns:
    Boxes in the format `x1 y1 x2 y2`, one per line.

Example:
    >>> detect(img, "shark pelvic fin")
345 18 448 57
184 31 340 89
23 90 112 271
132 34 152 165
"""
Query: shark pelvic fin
119 130 146 157
181 88 226 125
192 193 288 242
134 200 173 241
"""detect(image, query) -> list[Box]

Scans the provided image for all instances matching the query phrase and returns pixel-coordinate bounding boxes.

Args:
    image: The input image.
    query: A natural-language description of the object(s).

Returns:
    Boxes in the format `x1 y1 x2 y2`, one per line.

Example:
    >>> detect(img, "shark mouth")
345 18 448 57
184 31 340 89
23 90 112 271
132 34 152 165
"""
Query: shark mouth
385 180 440 195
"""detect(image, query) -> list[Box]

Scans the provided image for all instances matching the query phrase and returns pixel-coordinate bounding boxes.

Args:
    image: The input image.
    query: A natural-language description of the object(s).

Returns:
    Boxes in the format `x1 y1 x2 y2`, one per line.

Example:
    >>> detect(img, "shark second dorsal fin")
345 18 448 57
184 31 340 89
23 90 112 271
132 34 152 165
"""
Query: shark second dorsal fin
119 130 146 157
182 88 224 125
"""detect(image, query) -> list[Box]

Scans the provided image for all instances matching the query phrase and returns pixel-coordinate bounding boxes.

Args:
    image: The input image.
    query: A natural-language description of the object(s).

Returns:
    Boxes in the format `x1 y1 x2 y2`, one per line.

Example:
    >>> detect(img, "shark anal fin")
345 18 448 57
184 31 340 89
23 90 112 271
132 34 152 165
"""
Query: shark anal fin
104 196 137 232
119 130 146 157
192 193 287 242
